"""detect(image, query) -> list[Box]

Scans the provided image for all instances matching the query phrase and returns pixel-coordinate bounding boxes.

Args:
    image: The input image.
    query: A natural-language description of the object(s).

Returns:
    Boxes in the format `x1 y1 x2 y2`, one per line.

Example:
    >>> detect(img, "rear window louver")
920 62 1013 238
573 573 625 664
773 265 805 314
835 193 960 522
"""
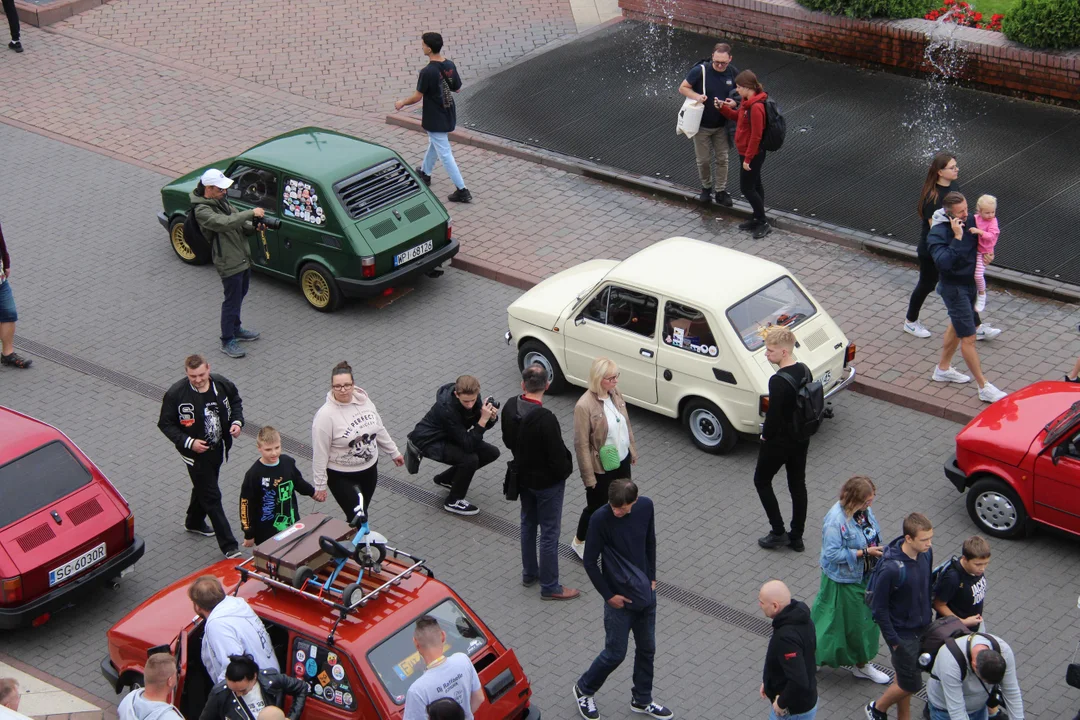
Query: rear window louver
335 160 421 220
16 523 56 553
68 497 104 526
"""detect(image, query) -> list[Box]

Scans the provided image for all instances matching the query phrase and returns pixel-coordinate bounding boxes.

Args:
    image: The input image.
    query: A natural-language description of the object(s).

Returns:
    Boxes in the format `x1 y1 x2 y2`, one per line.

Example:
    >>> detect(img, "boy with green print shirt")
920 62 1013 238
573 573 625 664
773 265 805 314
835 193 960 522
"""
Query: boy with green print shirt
240 427 315 546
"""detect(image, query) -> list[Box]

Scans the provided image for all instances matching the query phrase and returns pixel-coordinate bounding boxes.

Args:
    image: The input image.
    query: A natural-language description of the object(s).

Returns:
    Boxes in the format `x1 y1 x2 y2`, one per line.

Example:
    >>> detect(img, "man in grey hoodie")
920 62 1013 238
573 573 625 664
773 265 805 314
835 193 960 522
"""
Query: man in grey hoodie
189 576 280 683
117 653 183 720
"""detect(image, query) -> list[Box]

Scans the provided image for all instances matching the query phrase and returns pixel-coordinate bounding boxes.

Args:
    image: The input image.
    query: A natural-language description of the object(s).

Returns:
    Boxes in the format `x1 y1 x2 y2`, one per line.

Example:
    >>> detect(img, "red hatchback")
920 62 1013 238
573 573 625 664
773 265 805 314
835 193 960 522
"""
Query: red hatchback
946 381 1080 539
0 406 145 627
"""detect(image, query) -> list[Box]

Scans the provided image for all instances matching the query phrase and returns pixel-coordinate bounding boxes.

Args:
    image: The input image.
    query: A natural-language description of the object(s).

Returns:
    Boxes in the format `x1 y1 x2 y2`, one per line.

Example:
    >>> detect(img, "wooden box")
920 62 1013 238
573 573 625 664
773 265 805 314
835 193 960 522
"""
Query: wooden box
253 513 355 583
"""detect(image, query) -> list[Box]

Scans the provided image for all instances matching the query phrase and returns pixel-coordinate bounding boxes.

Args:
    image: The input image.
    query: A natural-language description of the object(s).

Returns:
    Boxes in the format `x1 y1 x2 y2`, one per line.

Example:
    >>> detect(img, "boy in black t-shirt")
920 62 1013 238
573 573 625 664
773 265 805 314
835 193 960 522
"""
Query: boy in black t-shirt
240 427 315 546
933 535 991 630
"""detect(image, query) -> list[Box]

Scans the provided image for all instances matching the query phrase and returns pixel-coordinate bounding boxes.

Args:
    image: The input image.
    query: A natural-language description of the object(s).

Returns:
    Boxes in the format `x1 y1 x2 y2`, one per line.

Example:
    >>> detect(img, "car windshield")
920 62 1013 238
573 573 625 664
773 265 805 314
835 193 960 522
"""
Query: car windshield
726 277 818 351
0 441 93 527
1043 400 1080 446
367 600 488 705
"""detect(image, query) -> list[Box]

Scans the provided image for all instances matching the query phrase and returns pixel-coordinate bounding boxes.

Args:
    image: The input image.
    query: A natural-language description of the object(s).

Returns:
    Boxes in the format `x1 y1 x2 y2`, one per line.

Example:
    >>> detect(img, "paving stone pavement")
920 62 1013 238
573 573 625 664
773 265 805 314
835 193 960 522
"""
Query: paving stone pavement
3 123 1080 718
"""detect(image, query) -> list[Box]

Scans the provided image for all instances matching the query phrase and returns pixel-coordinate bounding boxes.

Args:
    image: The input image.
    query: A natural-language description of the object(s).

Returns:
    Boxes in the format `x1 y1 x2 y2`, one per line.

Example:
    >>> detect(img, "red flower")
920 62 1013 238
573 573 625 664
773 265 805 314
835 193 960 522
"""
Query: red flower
991 12 1003 19
943 0 954 6
959 2 968 7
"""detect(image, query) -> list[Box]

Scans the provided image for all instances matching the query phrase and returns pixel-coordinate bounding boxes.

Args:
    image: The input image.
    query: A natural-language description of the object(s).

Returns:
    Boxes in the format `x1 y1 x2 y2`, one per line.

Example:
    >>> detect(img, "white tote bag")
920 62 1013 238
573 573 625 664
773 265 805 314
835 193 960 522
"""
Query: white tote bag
676 64 706 138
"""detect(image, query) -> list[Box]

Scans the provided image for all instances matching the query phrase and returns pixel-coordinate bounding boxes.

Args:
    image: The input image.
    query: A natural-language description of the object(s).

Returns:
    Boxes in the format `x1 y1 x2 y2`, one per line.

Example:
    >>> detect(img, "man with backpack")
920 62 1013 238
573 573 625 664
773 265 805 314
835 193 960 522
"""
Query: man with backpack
754 326 818 553
500 364 578 601
864 513 935 720
677 42 739 208
925 630 1023 720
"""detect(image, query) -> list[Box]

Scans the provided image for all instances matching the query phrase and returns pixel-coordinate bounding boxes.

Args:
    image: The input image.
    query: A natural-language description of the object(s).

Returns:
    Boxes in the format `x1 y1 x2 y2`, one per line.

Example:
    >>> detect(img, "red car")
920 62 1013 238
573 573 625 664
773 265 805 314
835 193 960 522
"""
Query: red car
946 381 1080 539
101 550 540 719
0 406 145 628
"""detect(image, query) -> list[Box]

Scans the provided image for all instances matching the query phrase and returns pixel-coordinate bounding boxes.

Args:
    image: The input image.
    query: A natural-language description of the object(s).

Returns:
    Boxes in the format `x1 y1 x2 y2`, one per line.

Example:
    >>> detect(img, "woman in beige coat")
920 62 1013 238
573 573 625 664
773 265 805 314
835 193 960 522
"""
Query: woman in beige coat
571 357 637 559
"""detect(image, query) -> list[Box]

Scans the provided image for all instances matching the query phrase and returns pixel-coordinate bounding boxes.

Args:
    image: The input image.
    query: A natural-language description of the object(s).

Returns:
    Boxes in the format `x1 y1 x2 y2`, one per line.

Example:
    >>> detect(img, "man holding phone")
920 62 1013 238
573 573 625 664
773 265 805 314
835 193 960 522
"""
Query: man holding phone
925 192 1008 403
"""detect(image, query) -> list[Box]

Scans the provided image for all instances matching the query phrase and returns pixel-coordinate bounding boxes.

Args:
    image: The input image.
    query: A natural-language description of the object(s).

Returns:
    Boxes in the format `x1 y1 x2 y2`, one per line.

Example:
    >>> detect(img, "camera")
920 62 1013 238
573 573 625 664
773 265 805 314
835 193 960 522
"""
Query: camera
485 396 500 410
256 216 282 230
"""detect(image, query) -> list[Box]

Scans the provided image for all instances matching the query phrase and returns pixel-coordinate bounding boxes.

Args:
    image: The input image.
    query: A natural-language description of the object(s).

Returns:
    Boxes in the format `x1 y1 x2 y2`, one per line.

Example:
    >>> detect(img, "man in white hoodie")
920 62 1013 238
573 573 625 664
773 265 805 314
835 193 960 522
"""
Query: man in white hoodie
189 576 280 683
118 653 184 720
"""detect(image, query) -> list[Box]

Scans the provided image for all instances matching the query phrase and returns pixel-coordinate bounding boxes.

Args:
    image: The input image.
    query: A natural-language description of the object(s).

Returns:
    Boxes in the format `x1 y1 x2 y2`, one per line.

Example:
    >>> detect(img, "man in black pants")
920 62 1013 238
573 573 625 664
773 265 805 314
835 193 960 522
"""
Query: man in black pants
158 354 243 558
754 326 811 552
2 0 21 53
408 375 500 516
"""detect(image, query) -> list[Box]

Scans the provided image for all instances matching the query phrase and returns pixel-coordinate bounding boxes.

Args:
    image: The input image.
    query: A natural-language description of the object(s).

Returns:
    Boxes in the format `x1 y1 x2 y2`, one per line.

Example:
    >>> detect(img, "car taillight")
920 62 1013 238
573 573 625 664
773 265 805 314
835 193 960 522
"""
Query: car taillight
125 513 135 544
759 395 769 416
446 218 453 241
361 256 376 279
1 576 22 605
845 343 857 367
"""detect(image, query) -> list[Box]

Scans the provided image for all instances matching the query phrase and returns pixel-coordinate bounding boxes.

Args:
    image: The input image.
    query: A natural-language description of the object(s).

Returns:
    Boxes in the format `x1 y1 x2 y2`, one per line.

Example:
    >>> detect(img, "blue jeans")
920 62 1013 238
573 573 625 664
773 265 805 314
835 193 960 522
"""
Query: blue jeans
421 132 466 189
928 704 988 720
220 269 250 341
770 703 817 720
0 279 17 323
578 599 656 705
520 481 566 595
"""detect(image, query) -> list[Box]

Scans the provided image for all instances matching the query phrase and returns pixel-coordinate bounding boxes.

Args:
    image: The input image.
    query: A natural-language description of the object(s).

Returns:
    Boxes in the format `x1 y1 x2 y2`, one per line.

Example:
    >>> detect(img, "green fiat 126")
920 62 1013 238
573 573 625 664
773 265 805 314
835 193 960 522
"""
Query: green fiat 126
157 127 458 311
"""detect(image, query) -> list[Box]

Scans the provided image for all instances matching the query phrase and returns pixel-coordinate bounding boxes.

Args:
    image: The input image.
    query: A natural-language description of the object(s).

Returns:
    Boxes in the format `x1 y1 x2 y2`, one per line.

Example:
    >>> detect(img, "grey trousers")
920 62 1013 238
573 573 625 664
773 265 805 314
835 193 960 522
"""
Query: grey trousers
692 124 730 191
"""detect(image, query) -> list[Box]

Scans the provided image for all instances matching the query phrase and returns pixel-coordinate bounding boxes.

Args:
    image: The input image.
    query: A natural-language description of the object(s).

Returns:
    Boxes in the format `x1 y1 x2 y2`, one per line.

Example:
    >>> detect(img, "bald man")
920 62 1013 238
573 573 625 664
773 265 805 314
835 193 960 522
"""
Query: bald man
759 580 818 719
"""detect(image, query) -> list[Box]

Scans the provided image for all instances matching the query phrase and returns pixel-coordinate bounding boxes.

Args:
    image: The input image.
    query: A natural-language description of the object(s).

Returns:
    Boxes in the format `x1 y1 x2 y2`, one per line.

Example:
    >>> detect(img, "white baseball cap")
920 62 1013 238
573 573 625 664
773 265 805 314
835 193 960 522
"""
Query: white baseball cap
200 168 234 189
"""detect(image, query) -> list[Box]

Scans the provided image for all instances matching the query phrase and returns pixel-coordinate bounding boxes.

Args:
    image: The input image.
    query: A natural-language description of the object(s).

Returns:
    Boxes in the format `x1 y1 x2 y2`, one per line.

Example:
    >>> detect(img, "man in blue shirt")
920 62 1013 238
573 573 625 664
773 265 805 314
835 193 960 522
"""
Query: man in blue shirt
678 43 739 207
573 479 672 720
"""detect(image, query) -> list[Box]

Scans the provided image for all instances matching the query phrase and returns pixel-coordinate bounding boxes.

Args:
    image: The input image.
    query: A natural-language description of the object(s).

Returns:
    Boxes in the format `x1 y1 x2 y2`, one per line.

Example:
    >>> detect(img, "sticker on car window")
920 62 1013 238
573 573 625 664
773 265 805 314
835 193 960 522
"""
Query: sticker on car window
283 179 326 226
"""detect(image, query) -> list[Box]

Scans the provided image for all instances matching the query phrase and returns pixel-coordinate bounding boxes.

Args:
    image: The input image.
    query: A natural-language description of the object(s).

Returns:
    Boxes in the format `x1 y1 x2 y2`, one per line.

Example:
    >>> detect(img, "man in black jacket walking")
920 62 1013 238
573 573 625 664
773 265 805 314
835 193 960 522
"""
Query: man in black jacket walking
199 654 307 720
501 364 579 601
158 354 244 558
759 580 818 719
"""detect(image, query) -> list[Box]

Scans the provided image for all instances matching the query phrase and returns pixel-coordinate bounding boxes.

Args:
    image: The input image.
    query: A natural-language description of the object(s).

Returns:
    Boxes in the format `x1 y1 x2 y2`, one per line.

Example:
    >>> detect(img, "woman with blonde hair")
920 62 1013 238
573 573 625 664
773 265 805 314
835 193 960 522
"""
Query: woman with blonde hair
571 357 637 559
810 475 890 683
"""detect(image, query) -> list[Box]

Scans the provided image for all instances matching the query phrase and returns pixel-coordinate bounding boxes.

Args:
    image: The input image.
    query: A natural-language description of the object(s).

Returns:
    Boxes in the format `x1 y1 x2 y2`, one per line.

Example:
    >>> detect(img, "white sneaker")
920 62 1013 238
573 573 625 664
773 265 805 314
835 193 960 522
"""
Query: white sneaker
978 383 1008 403
571 537 586 561
932 366 971 383
850 664 891 684
976 325 1002 340
903 320 931 338
974 293 987 312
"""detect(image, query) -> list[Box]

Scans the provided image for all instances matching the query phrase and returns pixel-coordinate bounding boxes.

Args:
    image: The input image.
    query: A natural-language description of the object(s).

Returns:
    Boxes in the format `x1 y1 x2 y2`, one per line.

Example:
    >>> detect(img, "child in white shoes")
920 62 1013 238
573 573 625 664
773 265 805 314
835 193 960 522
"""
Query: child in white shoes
971 195 1000 313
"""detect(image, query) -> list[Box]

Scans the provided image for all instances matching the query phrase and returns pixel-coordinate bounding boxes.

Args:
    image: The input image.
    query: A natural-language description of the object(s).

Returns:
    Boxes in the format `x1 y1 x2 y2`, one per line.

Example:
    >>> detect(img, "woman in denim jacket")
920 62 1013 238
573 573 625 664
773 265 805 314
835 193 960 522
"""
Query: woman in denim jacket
810 476 891 684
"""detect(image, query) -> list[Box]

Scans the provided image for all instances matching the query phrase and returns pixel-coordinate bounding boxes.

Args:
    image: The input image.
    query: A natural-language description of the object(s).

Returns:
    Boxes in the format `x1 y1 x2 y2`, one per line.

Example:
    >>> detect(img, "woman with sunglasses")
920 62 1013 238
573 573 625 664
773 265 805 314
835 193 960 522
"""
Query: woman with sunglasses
570 357 637 560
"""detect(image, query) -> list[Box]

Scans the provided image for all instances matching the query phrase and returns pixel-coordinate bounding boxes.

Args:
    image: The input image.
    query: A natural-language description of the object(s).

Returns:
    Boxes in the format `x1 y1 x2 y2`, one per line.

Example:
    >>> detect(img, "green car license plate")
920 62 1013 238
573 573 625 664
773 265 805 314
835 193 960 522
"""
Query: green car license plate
394 240 433 267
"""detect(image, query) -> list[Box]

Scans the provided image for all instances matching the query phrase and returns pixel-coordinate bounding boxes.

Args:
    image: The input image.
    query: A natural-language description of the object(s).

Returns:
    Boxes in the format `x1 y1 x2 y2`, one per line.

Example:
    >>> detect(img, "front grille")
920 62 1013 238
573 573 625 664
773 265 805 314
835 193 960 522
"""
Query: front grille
67 497 103 526
335 160 420 220
16 523 56 553
403 203 430 222
369 218 397 239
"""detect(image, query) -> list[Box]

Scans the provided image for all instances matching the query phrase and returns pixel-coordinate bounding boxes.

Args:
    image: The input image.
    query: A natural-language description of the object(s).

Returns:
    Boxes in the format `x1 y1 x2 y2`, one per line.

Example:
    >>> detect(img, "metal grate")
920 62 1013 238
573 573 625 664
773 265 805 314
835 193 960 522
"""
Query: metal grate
369 218 397 239
67 497 103 526
16 523 56 553
334 160 420 220
404 203 430 222
802 327 829 352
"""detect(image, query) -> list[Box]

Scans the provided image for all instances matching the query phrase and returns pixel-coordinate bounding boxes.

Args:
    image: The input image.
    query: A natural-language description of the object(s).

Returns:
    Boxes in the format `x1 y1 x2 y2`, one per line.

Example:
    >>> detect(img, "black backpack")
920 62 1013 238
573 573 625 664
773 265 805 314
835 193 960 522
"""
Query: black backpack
182 205 216 262
930 555 961 596
920 618 1001 683
864 555 905 610
778 366 825 441
760 98 787 152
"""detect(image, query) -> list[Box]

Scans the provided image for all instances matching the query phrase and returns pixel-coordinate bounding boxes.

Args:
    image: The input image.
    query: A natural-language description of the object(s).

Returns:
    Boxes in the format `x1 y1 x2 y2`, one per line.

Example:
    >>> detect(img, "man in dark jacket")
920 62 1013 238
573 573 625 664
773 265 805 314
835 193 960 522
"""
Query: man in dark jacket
758 580 818 719
926 192 1007 404
501 364 578 601
191 168 266 359
158 354 244 558
408 375 500 516
199 654 307 720
865 513 934 720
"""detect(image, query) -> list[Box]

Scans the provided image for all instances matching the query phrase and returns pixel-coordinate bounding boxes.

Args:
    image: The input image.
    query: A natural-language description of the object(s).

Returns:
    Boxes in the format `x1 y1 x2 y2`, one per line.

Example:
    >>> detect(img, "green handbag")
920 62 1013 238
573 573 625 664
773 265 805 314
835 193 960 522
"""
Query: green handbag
598 443 622 472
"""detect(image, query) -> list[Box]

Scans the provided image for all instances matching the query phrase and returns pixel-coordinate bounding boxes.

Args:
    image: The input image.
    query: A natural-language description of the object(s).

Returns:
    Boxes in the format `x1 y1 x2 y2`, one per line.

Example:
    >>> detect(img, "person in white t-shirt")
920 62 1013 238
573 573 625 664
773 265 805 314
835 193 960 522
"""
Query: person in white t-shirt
402 616 483 720
199 655 307 720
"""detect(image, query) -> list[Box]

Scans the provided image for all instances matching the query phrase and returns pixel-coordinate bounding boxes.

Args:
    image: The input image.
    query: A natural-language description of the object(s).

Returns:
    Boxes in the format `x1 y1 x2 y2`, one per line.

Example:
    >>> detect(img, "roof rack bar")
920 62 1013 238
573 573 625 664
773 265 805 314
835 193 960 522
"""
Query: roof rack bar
345 557 426 611
232 557 349 612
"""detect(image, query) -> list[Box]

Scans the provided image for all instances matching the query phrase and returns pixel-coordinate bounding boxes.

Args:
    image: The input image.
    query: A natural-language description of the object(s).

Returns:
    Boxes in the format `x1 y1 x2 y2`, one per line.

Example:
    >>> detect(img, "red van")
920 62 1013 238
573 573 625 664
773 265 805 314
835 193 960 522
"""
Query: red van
0 406 145 628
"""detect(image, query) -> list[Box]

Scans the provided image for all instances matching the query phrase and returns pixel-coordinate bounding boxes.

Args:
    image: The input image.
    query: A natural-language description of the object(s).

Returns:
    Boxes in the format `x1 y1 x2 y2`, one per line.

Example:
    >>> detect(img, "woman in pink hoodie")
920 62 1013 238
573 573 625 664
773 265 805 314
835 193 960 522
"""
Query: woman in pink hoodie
311 361 404 521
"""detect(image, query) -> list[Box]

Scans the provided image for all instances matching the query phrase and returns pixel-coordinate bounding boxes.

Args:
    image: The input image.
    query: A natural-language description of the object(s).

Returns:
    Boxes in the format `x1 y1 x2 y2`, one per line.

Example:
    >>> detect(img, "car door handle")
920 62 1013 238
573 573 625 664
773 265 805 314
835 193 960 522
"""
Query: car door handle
640 348 654 358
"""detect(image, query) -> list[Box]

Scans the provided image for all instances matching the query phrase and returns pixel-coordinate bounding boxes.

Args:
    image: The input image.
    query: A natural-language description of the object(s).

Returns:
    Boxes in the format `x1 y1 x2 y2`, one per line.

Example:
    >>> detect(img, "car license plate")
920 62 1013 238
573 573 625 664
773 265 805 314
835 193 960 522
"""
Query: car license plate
393 240 433 267
48 543 106 587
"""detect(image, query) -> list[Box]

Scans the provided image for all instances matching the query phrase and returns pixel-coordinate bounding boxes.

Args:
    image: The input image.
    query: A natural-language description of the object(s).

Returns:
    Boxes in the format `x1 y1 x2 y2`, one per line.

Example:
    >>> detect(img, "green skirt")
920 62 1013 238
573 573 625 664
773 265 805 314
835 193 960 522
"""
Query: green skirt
810 571 880 667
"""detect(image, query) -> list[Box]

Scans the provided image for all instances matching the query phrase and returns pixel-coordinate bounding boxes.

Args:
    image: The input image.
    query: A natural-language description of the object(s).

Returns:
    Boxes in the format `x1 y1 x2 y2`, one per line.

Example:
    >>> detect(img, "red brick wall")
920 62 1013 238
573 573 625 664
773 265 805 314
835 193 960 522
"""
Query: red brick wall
620 0 1080 104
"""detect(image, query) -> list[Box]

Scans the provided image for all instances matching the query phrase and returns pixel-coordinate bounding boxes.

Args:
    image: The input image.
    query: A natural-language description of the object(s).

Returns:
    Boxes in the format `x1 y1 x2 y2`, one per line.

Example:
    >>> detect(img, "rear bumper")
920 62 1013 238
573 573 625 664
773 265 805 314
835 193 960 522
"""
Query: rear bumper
157 211 170 230
945 454 968 492
824 366 856 399
0 536 145 629
336 239 459 298
100 655 122 693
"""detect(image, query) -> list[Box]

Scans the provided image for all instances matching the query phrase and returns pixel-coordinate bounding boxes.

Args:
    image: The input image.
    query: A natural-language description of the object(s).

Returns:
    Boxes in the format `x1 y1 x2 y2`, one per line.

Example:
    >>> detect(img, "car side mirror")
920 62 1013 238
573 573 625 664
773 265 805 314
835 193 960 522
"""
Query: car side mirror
574 314 586 326
1053 443 1070 464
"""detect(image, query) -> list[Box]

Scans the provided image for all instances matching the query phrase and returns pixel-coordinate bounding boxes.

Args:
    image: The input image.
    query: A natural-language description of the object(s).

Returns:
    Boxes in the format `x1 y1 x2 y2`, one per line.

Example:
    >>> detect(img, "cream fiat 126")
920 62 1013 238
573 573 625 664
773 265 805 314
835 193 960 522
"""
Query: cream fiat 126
504 237 856 454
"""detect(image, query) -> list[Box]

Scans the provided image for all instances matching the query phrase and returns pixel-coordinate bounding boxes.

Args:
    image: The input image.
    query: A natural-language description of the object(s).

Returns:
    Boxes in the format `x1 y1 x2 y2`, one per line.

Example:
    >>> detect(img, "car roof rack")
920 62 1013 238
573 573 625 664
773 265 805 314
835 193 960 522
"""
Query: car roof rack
233 544 431 645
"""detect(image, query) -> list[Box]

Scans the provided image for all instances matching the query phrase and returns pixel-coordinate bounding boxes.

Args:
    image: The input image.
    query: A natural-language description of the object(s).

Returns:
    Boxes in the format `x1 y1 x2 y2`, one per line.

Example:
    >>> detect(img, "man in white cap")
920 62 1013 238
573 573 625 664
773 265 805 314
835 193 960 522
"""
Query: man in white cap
191 169 265 359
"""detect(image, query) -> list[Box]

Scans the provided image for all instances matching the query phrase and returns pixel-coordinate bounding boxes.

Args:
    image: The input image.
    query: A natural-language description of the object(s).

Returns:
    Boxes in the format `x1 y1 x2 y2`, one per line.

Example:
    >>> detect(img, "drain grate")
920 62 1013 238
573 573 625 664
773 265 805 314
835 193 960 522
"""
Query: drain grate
14 334 778 638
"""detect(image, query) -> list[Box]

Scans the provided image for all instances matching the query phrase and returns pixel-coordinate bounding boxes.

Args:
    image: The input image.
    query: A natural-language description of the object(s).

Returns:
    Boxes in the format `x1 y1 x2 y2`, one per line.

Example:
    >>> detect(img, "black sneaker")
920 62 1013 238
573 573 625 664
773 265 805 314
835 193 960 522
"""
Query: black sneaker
865 701 888 720
234 326 260 341
444 499 479 516
758 531 788 549
631 701 673 719
753 222 773 239
447 188 473 203
432 471 454 489
416 168 431 186
185 524 216 537
9 40 23 53
698 187 712 204
788 537 805 552
1066 375 1080 383
224 548 244 560
574 685 599 720
737 218 759 231
715 190 734 207
0 351 32 368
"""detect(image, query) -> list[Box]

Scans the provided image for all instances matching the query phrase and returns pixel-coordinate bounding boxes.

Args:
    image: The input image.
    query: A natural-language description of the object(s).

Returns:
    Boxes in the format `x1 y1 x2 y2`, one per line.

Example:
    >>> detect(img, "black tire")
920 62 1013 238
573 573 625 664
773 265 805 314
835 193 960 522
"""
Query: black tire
357 542 387 568
517 340 567 394
168 215 211 265
292 566 315 590
682 398 738 454
126 673 145 691
341 582 363 608
299 262 342 313
966 477 1029 539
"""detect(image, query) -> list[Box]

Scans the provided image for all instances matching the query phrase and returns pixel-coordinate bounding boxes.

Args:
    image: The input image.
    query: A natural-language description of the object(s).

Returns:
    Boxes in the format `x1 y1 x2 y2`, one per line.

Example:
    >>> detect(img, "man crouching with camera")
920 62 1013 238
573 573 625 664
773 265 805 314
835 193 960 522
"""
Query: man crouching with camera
408 374 501 516
192 168 274 359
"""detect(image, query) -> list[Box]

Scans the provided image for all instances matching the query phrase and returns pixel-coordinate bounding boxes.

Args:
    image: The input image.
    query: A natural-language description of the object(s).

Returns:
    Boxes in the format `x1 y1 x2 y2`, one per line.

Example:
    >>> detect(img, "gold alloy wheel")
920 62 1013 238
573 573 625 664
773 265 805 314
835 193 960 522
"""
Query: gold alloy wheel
301 269 331 308
170 223 196 261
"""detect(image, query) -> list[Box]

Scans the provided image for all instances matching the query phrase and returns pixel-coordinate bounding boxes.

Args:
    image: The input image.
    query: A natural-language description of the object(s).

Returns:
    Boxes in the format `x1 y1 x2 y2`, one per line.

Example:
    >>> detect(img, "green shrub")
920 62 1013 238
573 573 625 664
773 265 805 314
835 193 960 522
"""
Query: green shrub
801 0 934 19
1002 0 1080 49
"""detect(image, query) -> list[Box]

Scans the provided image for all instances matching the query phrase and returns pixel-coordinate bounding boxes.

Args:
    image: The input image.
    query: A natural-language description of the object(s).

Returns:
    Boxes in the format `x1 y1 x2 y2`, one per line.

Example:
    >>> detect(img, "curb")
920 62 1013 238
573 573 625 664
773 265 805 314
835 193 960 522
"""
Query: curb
0 652 118 720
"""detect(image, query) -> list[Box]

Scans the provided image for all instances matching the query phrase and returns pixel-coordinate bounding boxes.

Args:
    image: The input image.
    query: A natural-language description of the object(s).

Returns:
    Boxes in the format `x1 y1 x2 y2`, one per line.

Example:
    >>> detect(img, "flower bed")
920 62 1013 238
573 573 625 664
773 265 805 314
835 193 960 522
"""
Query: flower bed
925 0 1004 31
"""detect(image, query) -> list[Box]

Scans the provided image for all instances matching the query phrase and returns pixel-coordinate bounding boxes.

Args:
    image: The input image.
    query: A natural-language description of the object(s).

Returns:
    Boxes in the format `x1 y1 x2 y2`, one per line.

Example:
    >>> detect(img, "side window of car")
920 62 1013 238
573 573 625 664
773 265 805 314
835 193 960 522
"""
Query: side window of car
282 177 329 227
663 301 719 358
606 286 658 338
226 165 278 212
289 637 358 711
581 287 610 323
